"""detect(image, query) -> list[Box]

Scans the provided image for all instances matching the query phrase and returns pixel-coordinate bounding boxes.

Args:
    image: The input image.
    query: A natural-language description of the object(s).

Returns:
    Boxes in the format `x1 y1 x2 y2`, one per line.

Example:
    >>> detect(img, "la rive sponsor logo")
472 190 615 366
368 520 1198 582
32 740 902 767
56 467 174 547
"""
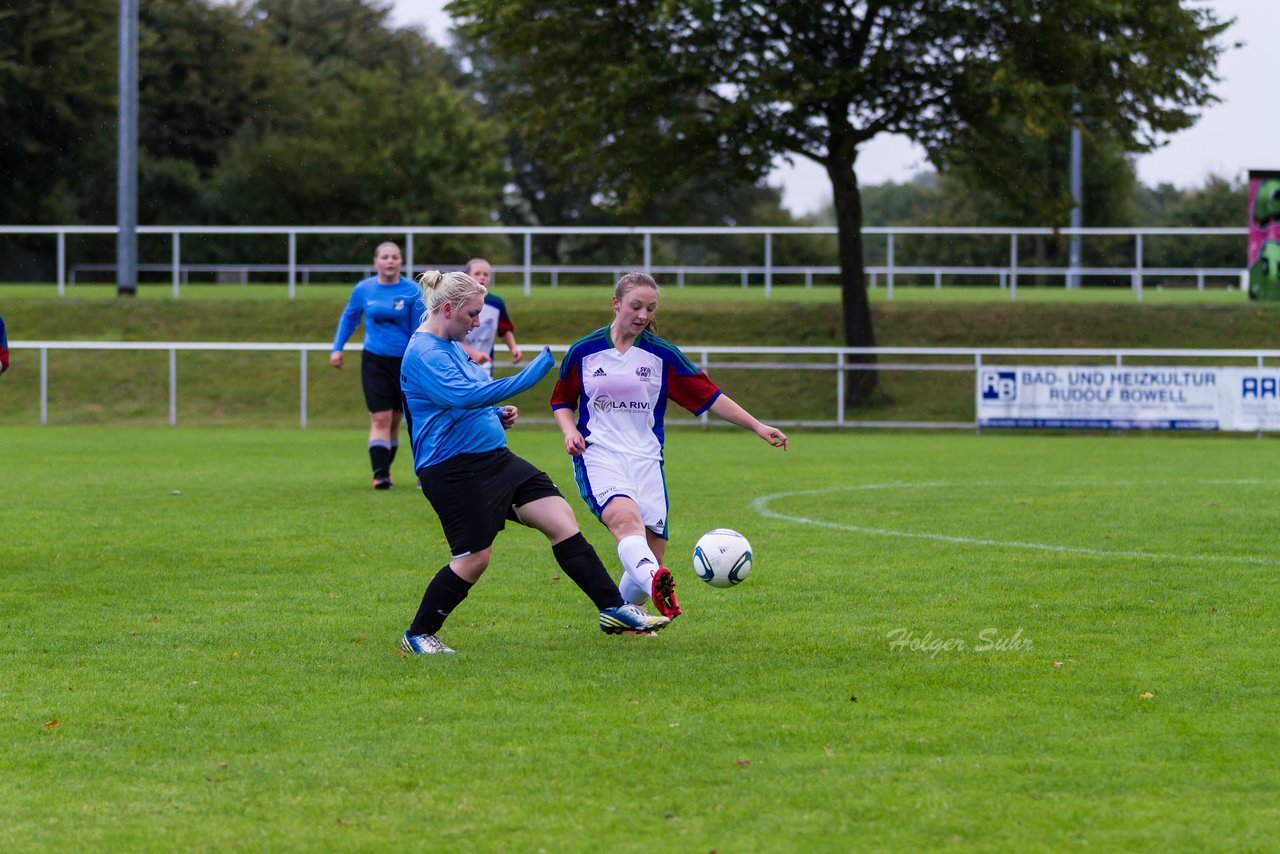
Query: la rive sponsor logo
591 395 653 415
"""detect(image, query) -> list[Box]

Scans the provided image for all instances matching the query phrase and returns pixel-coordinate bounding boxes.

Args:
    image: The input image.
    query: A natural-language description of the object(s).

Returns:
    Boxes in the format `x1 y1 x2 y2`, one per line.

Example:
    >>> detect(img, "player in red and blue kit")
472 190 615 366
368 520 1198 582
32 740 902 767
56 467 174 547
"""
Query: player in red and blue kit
552 272 788 619
0 315 9 376
461 258 522 377
329 242 423 489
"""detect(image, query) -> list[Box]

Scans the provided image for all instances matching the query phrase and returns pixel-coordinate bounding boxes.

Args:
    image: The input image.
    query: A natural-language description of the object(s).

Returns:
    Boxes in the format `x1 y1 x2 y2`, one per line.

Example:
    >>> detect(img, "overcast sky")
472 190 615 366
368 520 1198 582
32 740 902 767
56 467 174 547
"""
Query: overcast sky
390 0 1278 215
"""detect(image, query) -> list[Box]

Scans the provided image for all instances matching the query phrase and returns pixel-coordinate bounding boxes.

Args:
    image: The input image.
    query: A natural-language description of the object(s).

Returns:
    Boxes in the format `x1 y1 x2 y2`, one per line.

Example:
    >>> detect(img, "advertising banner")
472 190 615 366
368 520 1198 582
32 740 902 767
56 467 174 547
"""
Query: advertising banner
977 366 1280 431
1249 170 1280 301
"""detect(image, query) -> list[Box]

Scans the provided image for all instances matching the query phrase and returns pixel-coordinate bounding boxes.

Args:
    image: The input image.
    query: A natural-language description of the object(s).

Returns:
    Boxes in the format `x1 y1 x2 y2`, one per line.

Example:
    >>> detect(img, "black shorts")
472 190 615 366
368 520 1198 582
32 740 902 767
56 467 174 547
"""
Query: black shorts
418 448 563 557
361 351 403 413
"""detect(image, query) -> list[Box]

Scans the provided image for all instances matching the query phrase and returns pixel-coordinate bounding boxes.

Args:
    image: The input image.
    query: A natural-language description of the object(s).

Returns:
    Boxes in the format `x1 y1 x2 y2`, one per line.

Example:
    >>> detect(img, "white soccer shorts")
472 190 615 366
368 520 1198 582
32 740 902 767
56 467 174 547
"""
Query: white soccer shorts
572 444 669 538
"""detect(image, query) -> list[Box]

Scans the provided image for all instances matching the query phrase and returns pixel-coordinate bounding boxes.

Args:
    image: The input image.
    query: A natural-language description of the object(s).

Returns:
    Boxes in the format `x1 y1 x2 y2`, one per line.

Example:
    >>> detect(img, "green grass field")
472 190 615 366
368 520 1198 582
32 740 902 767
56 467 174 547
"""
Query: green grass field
2 426 1277 851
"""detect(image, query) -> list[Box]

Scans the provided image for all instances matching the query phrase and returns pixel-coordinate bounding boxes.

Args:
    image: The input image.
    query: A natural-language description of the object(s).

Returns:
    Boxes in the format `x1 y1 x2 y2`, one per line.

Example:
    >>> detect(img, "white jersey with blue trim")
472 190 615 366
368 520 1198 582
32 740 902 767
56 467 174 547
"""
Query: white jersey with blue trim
551 327 720 462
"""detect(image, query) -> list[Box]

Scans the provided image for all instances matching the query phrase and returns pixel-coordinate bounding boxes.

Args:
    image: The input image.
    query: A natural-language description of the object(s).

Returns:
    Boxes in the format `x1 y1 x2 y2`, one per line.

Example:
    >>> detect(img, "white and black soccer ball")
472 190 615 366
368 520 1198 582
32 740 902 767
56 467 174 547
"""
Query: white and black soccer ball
692 528 752 588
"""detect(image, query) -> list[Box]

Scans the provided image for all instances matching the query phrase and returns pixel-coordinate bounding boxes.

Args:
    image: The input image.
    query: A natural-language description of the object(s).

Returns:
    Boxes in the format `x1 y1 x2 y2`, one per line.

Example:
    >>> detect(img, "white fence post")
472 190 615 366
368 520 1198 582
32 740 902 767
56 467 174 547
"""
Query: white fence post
288 231 297 298
169 348 177 426
40 348 48 424
836 351 846 429
1010 235 1019 302
523 232 532 296
57 232 66 296
973 353 982 434
171 232 180 298
1133 234 1144 303
887 234 895 300
300 350 308 429
764 232 773 299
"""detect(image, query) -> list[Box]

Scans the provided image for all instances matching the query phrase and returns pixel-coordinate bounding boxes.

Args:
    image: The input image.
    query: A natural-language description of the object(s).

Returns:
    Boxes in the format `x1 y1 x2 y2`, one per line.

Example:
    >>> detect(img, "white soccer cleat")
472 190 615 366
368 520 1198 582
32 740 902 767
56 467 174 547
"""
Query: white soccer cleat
599 603 670 635
402 630 455 654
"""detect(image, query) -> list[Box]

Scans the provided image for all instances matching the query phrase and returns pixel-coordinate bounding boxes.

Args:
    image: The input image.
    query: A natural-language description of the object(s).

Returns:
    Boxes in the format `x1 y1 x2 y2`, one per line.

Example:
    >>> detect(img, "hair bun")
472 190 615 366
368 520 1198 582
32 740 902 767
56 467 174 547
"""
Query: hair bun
417 270 444 290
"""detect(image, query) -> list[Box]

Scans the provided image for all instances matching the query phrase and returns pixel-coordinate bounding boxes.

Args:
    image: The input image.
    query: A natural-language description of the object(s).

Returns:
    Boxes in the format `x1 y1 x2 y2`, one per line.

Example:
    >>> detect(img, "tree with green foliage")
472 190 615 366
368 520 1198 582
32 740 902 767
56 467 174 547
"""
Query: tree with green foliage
0 0 506 276
449 0 1230 402
451 35 813 272
0 1 117 224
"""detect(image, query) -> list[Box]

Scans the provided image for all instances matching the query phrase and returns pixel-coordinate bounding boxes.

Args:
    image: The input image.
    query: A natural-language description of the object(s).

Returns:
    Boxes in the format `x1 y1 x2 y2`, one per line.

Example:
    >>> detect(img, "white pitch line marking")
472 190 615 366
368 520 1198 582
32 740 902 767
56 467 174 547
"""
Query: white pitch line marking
751 481 1280 567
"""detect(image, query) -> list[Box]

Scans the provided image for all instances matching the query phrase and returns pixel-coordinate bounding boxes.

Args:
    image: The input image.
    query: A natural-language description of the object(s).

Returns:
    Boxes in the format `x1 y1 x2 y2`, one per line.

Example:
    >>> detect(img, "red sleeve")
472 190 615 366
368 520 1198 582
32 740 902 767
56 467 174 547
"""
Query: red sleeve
667 366 720 414
550 368 582 410
497 316 515 337
0 348 8 374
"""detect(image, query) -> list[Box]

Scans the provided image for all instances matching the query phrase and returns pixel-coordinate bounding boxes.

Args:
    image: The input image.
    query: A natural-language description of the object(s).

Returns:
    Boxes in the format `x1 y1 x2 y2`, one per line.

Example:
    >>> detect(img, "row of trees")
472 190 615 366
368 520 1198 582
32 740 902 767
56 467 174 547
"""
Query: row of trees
3 0 1233 395
2 0 504 264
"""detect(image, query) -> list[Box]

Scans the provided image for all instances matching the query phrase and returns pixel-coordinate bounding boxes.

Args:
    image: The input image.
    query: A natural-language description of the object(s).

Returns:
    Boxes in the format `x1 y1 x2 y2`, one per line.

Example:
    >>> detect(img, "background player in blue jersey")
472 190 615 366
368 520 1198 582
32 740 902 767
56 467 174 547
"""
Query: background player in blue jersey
461 257 522 377
329 242 422 489
398 269 669 654
0 315 8 376
551 272 788 619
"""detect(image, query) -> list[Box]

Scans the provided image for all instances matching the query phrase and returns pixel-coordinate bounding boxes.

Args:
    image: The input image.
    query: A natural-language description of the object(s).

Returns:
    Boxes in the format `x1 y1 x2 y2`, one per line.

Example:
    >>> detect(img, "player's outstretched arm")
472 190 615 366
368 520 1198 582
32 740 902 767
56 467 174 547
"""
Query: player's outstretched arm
708 394 788 450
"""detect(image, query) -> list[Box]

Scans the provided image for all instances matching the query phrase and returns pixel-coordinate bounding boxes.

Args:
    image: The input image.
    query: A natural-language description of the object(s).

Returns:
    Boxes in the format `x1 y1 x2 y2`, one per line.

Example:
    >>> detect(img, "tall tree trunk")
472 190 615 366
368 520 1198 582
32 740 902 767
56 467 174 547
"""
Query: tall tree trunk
826 142 880 406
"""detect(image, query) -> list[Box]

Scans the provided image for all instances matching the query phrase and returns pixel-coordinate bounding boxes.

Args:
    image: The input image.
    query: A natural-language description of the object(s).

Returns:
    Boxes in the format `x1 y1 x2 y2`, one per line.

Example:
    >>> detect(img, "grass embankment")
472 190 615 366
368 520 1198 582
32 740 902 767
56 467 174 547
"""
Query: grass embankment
1 288 1276 427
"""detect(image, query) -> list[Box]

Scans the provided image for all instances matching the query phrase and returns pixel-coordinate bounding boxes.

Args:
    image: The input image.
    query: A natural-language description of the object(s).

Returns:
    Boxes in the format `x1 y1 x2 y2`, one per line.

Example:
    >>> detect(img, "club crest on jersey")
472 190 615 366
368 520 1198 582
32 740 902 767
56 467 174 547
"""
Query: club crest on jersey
635 366 652 380
393 299 405 310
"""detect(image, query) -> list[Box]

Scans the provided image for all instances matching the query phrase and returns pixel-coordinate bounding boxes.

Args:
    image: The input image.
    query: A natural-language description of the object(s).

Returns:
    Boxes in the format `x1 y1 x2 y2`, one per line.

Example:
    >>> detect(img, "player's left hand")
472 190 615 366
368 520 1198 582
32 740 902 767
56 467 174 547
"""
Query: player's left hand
510 346 523 364
500 405 518 429
759 424 788 450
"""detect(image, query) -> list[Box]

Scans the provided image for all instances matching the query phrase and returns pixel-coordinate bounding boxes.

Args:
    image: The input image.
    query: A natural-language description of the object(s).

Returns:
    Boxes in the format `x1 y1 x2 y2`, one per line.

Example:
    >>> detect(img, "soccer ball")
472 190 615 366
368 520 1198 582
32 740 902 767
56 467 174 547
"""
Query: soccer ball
692 528 752 588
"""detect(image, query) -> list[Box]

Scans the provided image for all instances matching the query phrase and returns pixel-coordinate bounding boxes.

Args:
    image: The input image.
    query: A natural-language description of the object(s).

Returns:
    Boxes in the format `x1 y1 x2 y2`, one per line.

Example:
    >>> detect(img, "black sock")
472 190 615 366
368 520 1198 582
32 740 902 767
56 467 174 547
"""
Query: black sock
369 442 392 478
388 440 399 467
408 565 474 636
552 532 624 610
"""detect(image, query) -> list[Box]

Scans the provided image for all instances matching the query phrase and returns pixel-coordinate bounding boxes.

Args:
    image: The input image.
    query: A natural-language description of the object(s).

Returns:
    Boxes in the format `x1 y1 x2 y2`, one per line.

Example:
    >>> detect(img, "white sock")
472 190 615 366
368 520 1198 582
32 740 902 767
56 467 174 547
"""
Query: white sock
617 535 660 605
619 573 649 606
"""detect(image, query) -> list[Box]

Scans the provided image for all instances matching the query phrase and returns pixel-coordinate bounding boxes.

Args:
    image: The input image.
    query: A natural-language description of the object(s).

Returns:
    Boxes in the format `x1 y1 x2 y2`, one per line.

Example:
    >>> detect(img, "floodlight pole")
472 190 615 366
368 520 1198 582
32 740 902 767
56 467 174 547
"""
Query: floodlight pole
116 0 139 297
1067 101 1083 290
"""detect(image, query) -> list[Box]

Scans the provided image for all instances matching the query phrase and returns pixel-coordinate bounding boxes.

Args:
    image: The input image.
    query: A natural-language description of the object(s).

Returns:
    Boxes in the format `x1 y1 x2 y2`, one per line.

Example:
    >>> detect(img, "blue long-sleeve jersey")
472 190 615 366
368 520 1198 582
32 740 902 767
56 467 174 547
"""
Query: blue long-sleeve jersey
331 277 423 357
401 334 555 471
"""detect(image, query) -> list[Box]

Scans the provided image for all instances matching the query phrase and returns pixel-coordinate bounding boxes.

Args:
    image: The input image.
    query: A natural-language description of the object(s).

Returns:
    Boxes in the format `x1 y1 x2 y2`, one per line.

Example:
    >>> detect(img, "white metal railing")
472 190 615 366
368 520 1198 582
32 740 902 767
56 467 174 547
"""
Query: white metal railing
2 224 1248 301
63 261 1246 298
9 341 1276 430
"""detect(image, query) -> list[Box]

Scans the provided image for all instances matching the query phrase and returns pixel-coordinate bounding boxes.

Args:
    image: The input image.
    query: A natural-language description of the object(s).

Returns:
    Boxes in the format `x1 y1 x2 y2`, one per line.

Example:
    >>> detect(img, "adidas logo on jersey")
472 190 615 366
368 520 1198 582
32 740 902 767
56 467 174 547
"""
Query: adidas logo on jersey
592 367 608 377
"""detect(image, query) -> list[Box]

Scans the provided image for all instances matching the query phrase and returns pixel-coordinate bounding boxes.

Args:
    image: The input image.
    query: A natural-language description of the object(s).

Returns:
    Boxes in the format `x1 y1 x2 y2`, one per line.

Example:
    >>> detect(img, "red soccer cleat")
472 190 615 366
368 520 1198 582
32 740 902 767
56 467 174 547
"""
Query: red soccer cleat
650 566 681 619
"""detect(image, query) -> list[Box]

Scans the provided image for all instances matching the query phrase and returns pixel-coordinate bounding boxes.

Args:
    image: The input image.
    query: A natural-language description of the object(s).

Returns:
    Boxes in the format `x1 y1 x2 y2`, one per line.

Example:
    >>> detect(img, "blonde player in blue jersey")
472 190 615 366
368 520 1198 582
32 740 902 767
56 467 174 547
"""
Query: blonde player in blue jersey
460 257 522 377
398 269 669 654
329 242 422 489
551 272 788 620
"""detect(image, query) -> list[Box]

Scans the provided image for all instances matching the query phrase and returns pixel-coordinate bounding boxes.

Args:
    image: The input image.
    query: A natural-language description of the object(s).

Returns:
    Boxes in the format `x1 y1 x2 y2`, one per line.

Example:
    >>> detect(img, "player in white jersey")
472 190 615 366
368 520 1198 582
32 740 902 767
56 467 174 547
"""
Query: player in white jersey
461 258 522 378
551 272 788 619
